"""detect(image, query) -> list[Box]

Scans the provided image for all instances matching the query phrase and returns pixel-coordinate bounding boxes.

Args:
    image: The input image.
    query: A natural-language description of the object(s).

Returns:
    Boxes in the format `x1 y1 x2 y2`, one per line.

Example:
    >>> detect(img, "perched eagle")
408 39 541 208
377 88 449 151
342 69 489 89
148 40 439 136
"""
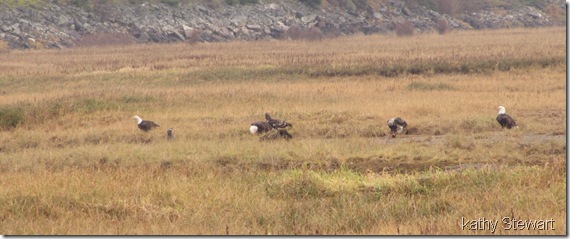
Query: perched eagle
167 128 175 140
496 106 518 129
265 112 292 129
387 117 408 138
250 121 273 135
133 116 160 132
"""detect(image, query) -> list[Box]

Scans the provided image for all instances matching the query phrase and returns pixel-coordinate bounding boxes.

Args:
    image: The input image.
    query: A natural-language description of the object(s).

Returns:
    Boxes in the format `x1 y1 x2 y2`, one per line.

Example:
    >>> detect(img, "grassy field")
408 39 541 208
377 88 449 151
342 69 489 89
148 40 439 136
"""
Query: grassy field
0 27 566 235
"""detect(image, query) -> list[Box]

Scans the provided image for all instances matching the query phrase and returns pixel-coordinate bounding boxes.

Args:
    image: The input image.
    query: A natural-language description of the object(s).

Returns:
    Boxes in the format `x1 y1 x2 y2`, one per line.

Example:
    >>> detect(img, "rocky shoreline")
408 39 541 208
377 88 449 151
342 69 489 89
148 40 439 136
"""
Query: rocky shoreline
0 0 565 50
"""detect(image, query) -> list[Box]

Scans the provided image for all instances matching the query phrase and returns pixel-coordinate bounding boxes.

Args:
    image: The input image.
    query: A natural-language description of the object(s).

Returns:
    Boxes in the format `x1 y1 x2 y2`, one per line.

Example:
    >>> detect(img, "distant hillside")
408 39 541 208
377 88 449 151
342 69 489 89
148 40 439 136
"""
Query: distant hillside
0 0 565 50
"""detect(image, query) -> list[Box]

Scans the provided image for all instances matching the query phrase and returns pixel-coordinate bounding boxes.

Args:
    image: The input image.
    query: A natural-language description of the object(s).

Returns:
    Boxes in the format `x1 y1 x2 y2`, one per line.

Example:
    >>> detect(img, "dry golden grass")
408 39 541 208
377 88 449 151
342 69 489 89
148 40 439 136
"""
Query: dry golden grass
0 27 565 235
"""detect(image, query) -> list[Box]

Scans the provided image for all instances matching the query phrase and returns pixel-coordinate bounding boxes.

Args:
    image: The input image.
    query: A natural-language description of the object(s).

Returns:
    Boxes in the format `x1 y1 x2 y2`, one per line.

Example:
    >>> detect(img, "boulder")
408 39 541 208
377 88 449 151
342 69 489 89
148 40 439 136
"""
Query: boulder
182 25 194 38
246 24 262 31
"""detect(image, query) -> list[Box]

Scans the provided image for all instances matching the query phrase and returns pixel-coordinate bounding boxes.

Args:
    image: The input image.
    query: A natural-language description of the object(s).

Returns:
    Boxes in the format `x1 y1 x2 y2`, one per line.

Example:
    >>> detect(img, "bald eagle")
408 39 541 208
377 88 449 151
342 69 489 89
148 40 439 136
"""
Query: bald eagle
265 112 292 129
387 117 408 138
167 128 175 140
250 121 272 135
497 106 518 129
133 116 160 132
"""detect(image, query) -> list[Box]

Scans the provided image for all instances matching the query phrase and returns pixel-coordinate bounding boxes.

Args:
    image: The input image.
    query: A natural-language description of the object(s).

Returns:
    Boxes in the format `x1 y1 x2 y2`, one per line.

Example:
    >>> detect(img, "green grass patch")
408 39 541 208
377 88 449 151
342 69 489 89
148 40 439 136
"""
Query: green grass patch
407 82 456 91
0 105 26 129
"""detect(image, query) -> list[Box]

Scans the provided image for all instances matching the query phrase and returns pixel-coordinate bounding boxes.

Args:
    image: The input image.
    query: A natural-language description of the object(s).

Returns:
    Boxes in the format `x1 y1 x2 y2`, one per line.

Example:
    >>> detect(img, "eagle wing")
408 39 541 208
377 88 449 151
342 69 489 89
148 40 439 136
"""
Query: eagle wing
268 118 292 129
139 120 160 131
497 114 517 129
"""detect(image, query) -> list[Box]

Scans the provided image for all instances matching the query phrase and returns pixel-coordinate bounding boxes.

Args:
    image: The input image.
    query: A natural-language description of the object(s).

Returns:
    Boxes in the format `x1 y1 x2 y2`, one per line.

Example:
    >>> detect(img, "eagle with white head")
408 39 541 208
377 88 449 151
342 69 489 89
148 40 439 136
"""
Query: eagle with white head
133 116 160 132
387 117 408 138
496 106 518 129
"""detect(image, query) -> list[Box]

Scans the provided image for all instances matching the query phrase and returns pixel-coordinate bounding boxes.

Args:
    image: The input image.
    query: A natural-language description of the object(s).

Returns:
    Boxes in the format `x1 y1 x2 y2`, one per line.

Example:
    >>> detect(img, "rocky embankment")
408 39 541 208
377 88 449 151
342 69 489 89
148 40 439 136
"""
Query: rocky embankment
0 0 565 49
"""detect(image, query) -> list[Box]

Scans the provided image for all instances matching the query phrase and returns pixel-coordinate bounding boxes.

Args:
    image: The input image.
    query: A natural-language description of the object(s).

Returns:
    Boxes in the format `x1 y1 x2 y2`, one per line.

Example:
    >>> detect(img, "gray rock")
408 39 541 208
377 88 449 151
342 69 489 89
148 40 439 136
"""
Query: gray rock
231 15 247 27
74 21 84 32
169 30 185 41
527 11 542 19
218 27 234 38
182 25 194 38
301 15 316 24
373 12 383 19
197 6 209 15
246 24 262 31
1 25 11 32
402 7 411 16
57 15 69 25
266 3 280 10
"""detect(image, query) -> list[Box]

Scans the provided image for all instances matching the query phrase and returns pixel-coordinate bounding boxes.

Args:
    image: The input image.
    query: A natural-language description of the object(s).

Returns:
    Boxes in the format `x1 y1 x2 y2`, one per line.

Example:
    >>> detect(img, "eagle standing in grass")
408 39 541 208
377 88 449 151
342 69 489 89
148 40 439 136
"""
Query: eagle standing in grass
496 106 518 129
387 117 408 138
133 116 160 132
265 112 292 129
250 121 273 135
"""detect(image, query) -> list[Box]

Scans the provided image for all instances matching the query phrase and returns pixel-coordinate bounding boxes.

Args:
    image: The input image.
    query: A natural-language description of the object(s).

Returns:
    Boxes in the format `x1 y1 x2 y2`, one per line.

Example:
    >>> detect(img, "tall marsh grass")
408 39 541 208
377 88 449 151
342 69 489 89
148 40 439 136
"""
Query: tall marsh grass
0 27 565 235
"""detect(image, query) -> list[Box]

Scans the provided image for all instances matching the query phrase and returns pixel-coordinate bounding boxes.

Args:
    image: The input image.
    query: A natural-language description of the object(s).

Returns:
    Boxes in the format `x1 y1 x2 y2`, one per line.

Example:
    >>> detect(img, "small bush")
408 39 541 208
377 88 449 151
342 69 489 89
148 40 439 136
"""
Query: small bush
122 95 155 104
69 0 90 8
0 106 25 129
299 0 321 8
445 134 476 150
544 3 565 21
459 118 495 132
265 170 335 200
435 0 462 16
225 0 258 5
74 98 118 113
395 21 414 37
161 0 180 6
283 26 322 41
187 29 202 44
28 39 44 49
436 18 449 35
407 82 456 91
75 33 136 47
0 40 10 52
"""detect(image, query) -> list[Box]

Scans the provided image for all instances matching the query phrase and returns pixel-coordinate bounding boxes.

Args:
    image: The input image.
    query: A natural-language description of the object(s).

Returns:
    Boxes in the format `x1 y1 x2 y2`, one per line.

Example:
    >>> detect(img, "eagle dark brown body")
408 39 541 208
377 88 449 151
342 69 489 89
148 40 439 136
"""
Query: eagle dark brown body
134 116 160 132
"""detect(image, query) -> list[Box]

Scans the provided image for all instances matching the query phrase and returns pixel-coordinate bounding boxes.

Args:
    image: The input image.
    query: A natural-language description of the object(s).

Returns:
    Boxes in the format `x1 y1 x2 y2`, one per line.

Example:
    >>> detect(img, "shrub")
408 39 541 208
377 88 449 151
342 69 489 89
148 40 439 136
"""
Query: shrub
407 82 456 91
187 29 202 44
283 26 322 41
69 0 90 8
544 3 565 21
225 0 258 5
161 0 180 6
299 0 321 8
445 134 476 150
0 106 25 129
436 18 449 34
28 39 44 49
435 0 462 16
0 40 10 52
395 21 414 37
75 33 136 47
